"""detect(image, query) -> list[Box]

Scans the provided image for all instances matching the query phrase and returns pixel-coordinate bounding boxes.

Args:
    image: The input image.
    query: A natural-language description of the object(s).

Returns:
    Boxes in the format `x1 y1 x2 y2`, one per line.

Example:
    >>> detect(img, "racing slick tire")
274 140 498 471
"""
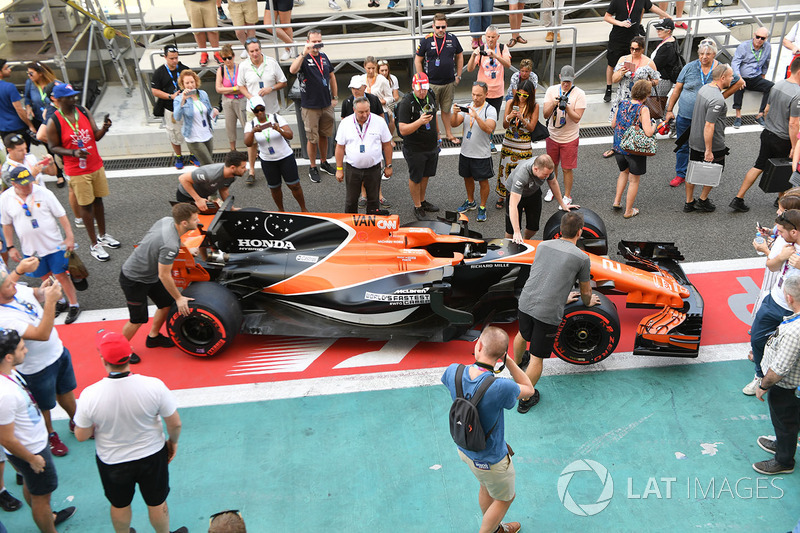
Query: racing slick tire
167 282 243 357
553 292 620 365
542 207 608 256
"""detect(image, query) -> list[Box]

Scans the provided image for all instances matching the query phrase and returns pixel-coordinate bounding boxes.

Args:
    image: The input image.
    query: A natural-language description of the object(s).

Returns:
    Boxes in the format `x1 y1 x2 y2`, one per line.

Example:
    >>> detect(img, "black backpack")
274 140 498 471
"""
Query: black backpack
449 364 497 452
670 43 687 84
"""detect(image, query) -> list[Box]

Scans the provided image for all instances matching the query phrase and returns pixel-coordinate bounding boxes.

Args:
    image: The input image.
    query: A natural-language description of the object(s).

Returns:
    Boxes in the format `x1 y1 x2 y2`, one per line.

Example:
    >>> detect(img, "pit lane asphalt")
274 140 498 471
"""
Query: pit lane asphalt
43 127 769 312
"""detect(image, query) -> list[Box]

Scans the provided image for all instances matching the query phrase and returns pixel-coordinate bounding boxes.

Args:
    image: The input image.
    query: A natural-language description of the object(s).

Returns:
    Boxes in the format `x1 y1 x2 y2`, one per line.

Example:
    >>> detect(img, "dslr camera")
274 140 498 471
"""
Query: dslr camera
556 95 569 111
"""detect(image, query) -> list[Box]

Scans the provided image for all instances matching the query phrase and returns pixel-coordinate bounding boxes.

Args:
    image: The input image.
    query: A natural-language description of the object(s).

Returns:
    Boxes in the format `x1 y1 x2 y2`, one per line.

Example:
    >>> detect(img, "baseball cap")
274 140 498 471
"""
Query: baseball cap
96 330 132 365
51 83 80 99
348 75 366 89
560 65 575 82
9 166 33 185
412 72 429 90
248 95 266 110
654 18 675 31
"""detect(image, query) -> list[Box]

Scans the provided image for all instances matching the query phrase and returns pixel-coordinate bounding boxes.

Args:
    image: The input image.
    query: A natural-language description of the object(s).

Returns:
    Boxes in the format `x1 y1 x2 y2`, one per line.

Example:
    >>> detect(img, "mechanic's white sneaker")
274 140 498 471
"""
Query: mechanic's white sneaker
90 243 109 262
98 233 121 249
742 375 761 396
559 196 572 210
544 189 554 202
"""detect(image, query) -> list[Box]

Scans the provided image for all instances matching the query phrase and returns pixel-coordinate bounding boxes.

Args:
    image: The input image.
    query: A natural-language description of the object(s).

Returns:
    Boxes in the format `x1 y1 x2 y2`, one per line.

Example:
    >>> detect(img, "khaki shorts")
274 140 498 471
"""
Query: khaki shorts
301 106 335 144
184 0 217 29
430 82 455 112
458 449 515 501
70 167 110 206
228 0 258 26
164 109 185 146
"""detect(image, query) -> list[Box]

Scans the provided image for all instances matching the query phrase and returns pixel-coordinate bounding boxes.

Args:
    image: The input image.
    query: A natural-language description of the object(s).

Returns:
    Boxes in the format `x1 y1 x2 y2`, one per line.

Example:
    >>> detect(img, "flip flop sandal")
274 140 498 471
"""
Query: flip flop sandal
603 149 615 158
612 204 622 211
496 197 505 209
623 208 640 219
515 36 527 44
508 37 519 48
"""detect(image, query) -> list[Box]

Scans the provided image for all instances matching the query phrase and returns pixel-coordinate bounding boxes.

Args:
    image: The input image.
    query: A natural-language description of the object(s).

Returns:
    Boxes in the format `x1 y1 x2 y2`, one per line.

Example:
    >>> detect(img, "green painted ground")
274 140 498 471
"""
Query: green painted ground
2 359 798 532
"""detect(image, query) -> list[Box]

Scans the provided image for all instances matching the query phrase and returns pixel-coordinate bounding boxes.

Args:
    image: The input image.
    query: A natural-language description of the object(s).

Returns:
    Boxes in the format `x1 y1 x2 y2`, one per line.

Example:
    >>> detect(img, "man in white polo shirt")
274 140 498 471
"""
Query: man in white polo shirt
74 330 186 533
334 97 393 214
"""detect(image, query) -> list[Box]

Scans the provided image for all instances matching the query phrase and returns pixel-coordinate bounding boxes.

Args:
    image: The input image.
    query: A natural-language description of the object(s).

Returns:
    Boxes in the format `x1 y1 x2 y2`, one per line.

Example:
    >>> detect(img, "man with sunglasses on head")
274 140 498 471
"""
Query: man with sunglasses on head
0 59 37 150
441 326 533 533
73 330 186 533
745 209 800 396
236 37 287 184
732 27 773 128
150 45 192 169
1 166 81 324
415 13 464 146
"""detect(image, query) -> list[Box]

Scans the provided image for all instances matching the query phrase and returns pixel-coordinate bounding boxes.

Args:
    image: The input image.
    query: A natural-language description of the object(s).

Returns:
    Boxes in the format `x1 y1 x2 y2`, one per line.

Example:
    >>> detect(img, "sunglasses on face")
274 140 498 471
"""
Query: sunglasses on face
221 56 233 60
516 91 529 98
252 106 265 113
754 35 767 40
630 47 641 51
435 25 446 29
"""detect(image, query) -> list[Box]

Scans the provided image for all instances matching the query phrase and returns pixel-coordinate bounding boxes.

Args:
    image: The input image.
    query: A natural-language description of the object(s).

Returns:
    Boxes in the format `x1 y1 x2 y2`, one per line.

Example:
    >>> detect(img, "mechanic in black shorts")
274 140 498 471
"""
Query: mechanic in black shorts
514 211 599 413
396 72 441 221
602 0 669 102
505 154 577 243
118 203 199 364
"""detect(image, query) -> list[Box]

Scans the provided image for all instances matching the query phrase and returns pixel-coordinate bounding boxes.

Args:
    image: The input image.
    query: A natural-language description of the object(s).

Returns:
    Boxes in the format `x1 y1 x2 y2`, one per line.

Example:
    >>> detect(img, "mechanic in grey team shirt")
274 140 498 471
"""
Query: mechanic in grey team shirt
176 150 248 211
505 154 576 243
117 203 199 364
513 211 599 413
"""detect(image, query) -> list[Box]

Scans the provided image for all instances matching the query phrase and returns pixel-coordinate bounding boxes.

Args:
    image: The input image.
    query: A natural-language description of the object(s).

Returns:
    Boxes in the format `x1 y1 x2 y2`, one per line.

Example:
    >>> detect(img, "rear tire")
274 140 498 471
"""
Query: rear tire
553 292 620 365
167 282 242 357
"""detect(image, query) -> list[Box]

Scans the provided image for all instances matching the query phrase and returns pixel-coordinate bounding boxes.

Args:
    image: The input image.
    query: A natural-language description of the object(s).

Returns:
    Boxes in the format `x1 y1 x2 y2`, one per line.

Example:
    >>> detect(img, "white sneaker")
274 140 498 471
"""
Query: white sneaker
240 50 248 59
381 169 390 181
328 0 341 9
98 233 121 249
559 196 572 210
742 375 761 396
74 217 85 228
290 47 299 58
293 0 304 5
280 50 291 61
544 189 554 202
90 243 110 262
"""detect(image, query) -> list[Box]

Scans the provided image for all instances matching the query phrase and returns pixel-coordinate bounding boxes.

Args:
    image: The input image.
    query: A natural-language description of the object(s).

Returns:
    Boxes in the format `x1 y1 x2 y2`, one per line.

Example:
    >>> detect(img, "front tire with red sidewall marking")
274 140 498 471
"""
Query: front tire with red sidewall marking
553 292 620 365
167 282 243 357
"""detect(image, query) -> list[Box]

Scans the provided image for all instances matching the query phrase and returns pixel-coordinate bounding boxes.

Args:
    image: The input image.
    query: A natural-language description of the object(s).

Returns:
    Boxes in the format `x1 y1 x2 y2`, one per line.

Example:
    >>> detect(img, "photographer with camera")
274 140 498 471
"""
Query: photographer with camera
542 66 586 207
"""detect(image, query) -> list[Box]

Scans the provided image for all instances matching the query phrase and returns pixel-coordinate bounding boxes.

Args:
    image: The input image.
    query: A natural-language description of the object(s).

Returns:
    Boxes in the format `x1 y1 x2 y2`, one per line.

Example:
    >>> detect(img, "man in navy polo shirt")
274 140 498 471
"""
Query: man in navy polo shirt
415 13 464 145
0 59 37 149
290 28 339 184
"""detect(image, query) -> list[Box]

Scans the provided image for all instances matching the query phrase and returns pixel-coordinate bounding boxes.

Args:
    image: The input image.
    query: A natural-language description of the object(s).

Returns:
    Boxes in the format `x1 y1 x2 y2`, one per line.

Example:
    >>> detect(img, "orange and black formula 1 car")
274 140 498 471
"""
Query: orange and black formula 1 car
167 198 703 364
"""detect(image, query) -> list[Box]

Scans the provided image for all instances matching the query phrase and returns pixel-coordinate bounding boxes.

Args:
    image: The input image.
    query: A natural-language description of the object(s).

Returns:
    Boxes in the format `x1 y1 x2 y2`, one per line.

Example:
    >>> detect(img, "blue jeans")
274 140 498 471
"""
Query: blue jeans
467 0 493 37
675 114 691 179
750 293 793 378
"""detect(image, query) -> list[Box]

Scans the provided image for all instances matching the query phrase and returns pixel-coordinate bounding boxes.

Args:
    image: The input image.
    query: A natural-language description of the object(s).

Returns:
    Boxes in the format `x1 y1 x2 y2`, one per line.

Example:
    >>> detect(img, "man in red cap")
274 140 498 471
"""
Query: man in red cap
73 330 186 533
396 72 441 220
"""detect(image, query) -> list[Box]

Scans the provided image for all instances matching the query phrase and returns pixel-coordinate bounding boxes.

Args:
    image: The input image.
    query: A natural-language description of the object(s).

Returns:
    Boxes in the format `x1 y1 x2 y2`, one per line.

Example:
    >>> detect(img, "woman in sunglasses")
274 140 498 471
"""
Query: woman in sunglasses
244 96 307 212
215 44 247 154
377 60 400 137
174 70 218 166
496 79 538 209
23 62 57 129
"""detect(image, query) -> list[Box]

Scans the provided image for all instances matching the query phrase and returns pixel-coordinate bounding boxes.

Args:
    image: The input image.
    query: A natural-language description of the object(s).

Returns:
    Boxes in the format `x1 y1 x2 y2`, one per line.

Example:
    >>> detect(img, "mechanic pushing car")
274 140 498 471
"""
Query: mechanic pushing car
514 210 600 413
118 203 199 364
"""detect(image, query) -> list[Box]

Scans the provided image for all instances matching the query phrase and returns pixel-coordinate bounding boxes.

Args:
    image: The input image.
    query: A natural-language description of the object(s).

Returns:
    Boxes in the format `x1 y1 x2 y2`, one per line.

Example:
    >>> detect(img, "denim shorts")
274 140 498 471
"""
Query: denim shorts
20 348 77 411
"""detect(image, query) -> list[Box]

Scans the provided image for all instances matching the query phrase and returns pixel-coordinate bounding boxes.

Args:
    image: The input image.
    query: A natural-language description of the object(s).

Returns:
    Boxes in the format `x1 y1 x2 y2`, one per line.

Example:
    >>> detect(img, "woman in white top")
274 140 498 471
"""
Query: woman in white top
782 22 800 78
243 96 307 212
364 57 395 133
377 60 400 138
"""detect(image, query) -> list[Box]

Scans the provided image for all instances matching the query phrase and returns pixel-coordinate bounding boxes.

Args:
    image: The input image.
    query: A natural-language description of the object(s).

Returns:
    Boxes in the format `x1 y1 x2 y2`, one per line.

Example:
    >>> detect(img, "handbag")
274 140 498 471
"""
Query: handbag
530 120 550 142
644 84 667 120
66 250 89 291
619 104 657 156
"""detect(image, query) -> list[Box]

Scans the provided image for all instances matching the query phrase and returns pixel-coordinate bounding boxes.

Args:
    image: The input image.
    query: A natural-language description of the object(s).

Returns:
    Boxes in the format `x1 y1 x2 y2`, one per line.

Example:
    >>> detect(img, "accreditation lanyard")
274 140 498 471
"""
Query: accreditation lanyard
434 34 446 57
57 109 81 137
166 67 179 91
700 60 716 86
624 0 636 21
467 103 485 138
36 85 46 105
256 116 273 143
355 113 371 152
193 100 207 127
251 58 265 80
413 94 432 129
1 296 40 320
225 65 237 87
1 372 40 415
309 53 328 87
750 43 763 63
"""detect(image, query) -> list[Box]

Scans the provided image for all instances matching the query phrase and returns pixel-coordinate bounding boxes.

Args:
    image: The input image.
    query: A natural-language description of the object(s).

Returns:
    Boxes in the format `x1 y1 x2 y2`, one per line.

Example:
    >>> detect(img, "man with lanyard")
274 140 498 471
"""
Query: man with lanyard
685 63 733 213
731 55 800 212
467 26 512 117
1 132 48 187
0 59 37 150
334 97 393 214
0 256 79 459
150 45 191 169
415 13 464 145
74 330 187 533
732 27 773 128
441 326 533 533
542 65 586 207
753 274 800 476
46 83 120 263
289 29 339 184
176 150 247 211
451 80 497 222
236 37 287 185
397 73 441 221
341 76 384 119
506 154 575 244
602 0 670 102
0 327 76 532
514 211 598 412
1 166 81 324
